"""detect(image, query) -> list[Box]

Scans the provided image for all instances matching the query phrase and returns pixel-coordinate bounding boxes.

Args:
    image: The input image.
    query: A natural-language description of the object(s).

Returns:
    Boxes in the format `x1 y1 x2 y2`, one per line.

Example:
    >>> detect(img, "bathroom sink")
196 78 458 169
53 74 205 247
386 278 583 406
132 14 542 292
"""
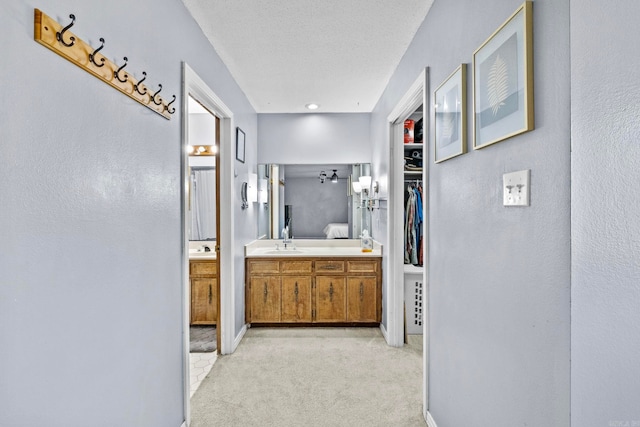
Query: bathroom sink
262 248 305 255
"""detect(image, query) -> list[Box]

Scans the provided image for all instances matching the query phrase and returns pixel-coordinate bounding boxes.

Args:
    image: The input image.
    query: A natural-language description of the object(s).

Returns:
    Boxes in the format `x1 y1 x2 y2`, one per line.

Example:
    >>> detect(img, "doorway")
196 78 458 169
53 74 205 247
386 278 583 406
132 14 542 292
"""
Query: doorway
186 95 220 400
181 62 236 426
387 67 429 419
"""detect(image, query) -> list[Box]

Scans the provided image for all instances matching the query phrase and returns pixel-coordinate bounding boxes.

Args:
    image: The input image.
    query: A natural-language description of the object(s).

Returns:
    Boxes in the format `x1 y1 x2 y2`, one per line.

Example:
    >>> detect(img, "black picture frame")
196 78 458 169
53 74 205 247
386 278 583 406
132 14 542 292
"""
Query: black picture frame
236 127 245 163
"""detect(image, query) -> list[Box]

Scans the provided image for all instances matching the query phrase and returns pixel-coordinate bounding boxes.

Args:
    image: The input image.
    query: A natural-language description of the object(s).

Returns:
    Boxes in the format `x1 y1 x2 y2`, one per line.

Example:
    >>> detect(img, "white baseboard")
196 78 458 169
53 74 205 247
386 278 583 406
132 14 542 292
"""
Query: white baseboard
379 322 389 343
232 324 248 352
426 411 437 427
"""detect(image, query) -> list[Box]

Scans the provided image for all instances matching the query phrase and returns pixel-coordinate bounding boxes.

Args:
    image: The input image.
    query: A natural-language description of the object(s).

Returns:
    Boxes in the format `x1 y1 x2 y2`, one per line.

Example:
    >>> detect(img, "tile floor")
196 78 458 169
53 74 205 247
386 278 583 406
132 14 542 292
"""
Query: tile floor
189 351 217 398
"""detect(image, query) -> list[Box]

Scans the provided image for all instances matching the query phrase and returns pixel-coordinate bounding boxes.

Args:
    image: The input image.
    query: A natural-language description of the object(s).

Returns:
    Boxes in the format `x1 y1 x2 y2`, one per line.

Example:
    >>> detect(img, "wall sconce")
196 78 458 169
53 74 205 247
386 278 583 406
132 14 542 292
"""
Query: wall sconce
258 178 268 204
248 173 258 203
318 170 327 183
359 175 372 195
330 169 339 183
353 175 380 211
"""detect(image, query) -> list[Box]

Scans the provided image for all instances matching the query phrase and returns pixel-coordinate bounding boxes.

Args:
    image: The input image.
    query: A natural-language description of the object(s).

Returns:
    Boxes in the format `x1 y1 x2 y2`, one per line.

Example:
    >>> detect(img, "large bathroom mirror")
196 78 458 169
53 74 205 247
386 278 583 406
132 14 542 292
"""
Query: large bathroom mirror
188 95 217 241
257 163 372 240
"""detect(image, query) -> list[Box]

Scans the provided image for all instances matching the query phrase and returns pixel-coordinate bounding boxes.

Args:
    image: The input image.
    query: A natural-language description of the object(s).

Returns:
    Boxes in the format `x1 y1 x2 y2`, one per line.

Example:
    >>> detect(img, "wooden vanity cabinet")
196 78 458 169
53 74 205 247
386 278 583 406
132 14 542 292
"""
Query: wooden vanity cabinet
315 276 346 322
190 260 217 325
347 276 378 322
246 256 381 325
249 276 281 322
281 276 312 322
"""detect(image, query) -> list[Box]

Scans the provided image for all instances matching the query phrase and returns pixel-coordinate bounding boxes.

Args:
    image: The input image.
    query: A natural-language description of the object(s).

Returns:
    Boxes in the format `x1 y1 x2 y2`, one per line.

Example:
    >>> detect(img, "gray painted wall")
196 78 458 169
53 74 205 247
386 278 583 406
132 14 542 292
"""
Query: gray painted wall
284 178 349 238
371 0 571 425
0 1 256 426
258 113 372 164
571 1 640 425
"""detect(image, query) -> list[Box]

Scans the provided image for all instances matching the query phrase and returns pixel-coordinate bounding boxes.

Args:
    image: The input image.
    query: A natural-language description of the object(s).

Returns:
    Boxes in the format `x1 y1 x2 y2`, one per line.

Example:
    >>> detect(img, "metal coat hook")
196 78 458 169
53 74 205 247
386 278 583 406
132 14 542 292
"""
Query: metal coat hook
114 57 129 83
89 38 105 67
165 95 176 114
151 84 163 105
56 14 76 47
134 71 147 95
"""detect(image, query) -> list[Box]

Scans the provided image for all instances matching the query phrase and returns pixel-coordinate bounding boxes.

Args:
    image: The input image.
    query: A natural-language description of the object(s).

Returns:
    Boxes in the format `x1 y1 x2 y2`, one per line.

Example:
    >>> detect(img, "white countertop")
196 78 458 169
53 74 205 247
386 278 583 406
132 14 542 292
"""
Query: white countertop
189 251 216 260
245 239 382 258
189 241 217 259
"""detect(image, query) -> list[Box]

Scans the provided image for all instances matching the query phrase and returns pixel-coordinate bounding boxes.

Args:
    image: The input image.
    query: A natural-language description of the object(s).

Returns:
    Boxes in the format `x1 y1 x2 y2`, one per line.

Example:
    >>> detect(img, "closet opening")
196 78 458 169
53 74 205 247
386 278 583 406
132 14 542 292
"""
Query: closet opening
387 67 429 419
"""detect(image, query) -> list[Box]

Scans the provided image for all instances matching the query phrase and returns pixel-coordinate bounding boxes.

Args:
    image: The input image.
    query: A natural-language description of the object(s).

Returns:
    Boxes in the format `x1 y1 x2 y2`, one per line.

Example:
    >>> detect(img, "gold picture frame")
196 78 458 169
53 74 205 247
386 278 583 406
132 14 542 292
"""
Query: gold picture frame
473 1 534 149
434 64 467 163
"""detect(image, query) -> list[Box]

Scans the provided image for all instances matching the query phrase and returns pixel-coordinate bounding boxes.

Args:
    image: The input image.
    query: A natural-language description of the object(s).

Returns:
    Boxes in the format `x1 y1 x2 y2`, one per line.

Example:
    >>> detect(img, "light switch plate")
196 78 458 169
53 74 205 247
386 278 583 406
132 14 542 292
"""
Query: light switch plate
503 169 530 206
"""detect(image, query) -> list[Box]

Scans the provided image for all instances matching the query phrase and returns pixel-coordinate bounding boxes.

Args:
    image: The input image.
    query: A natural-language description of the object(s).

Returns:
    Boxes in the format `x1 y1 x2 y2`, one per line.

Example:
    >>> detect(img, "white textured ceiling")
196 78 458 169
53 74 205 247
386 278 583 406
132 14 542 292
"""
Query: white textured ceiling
181 0 433 113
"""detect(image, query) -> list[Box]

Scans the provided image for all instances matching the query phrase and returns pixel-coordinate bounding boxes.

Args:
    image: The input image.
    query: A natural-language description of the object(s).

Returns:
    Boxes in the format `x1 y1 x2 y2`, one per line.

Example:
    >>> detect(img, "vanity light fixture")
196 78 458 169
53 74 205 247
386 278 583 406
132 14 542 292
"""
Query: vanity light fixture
352 181 362 194
248 173 258 203
187 145 217 156
305 103 319 110
258 179 268 204
318 170 327 183
330 170 339 183
359 175 372 191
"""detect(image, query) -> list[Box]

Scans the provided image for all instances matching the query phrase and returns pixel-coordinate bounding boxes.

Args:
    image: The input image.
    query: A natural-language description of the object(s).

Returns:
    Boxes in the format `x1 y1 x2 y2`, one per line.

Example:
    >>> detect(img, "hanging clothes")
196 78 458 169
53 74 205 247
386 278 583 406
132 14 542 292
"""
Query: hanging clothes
404 184 416 264
417 184 424 266
404 181 423 266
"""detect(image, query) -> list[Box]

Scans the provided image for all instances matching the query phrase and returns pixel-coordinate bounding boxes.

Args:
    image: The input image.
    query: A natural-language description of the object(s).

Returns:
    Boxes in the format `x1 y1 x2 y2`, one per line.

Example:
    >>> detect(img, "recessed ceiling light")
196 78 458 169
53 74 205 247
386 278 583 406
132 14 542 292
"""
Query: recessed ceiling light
305 103 319 110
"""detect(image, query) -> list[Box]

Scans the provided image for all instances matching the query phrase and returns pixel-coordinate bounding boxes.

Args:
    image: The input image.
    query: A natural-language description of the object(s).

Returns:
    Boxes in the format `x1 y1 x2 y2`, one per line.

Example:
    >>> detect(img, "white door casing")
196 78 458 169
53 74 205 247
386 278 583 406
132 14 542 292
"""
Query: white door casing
181 62 235 426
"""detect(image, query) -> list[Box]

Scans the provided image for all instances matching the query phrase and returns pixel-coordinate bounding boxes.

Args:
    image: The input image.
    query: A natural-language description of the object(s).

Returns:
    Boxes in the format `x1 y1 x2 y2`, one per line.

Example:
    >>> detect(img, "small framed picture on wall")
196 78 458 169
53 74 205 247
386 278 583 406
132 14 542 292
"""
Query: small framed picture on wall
236 127 245 163
434 64 467 163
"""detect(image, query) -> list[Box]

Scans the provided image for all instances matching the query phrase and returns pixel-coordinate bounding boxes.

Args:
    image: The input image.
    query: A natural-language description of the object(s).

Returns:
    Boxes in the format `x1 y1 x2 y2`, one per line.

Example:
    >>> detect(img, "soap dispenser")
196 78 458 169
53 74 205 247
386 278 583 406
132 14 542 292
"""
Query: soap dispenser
361 229 373 253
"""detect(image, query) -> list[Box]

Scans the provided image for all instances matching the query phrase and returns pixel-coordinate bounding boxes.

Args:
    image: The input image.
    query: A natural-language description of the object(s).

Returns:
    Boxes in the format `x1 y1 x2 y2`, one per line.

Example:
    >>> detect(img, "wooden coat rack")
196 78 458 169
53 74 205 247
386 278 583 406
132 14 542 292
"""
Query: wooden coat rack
34 9 175 120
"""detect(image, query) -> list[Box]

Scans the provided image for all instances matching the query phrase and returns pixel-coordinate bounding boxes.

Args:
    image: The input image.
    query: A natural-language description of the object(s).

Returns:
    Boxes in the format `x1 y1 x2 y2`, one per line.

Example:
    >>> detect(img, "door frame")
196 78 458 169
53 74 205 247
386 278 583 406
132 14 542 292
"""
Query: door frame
386 67 430 417
181 62 235 426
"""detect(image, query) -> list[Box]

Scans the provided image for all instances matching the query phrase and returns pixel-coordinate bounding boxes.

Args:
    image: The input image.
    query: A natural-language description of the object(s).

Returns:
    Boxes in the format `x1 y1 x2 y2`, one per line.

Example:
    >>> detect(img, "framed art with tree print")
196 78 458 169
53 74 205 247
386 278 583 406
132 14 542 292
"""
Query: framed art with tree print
434 64 467 163
473 1 533 149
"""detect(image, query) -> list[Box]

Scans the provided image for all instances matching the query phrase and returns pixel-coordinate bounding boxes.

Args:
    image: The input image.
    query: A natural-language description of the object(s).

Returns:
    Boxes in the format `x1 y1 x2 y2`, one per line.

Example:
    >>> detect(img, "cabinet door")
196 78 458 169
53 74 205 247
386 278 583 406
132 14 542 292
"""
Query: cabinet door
281 276 312 322
347 276 378 322
250 276 281 322
191 277 217 325
315 276 346 322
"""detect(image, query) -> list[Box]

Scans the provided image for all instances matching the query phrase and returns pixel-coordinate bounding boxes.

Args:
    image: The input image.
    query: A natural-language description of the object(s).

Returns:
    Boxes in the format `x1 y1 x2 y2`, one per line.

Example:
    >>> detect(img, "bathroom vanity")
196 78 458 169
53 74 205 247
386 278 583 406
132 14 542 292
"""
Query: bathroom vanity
244 240 382 325
189 243 217 325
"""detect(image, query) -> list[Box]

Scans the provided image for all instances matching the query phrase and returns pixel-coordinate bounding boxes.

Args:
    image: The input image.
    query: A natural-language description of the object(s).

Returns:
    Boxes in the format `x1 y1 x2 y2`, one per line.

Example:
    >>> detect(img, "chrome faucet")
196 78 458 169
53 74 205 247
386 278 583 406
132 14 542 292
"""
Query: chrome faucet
282 220 293 249
281 225 292 248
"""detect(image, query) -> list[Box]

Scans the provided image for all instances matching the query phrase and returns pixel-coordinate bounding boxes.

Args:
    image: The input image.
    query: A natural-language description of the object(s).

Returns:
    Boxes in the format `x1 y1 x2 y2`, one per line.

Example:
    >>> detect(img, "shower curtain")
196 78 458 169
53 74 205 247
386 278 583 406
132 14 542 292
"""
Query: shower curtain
190 169 217 240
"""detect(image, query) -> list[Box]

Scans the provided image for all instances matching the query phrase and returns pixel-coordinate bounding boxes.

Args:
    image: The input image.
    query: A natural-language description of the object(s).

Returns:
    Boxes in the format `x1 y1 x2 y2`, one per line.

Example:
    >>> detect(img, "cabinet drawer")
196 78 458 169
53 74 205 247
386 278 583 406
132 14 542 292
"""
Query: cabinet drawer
347 260 379 273
281 260 313 274
248 259 280 274
315 260 345 273
190 261 217 276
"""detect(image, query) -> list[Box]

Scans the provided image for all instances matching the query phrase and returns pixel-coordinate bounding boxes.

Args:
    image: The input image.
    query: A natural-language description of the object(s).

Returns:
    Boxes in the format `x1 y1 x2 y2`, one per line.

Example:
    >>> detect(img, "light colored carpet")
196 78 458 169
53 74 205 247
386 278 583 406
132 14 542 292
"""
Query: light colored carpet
190 327 426 427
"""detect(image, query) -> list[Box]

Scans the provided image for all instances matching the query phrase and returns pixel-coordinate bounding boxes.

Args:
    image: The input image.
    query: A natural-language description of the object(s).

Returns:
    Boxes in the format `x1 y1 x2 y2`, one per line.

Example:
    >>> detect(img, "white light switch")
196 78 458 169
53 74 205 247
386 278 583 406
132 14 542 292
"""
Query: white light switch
503 169 530 206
